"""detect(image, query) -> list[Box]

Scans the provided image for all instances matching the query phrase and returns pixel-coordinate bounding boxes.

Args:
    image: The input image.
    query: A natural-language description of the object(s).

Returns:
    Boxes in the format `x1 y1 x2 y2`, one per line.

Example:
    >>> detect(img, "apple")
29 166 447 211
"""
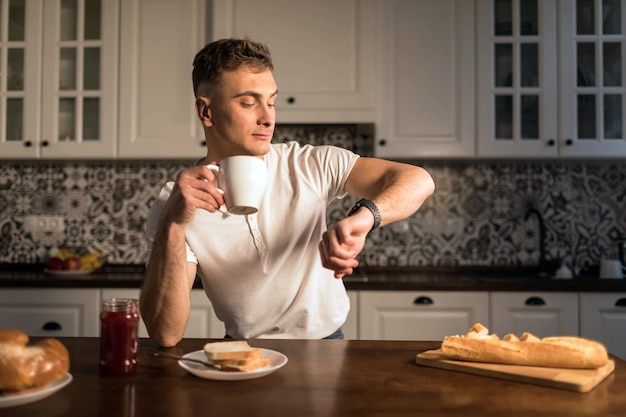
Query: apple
62 257 82 270
45 257 64 270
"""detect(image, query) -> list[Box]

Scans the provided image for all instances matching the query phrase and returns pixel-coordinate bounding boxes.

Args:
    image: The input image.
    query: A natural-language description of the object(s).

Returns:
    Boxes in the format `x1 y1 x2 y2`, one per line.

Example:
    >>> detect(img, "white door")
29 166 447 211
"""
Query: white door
490 292 579 337
212 0 376 123
579 292 626 360
375 0 475 158
359 291 489 340
118 0 206 158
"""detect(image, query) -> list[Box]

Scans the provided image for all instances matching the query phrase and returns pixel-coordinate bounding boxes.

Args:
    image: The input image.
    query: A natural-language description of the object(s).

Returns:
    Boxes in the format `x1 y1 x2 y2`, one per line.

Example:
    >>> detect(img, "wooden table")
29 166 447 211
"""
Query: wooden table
3 338 625 417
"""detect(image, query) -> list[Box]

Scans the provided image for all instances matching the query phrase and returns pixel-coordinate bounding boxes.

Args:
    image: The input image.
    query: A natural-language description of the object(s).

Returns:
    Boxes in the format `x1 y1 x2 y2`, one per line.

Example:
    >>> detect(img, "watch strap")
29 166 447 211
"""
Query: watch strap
347 198 381 233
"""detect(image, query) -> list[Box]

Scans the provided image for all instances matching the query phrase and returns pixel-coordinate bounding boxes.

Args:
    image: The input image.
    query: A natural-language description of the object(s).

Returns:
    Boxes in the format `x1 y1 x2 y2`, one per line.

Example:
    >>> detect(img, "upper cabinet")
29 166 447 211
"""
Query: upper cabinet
477 0 626 158
117 0 206 158
211 0 377 124
0 0 118 159
374 0 475 158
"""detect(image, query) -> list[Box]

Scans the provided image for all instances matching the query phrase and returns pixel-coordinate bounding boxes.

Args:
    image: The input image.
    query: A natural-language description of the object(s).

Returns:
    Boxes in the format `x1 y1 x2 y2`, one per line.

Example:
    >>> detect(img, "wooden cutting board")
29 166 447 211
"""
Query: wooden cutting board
415 349 615 393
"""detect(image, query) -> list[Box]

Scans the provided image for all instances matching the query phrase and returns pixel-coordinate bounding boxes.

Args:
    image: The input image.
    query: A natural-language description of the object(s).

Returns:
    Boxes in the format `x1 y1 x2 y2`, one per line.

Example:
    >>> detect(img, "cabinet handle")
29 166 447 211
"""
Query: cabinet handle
286 97 296 104
41 140 49 147
378 139 387 146
564 138 573 146
547 139 555 146
524 296 545 306
23 141 32 147
413 296 433 305
615 298 626 307
42 321 62 331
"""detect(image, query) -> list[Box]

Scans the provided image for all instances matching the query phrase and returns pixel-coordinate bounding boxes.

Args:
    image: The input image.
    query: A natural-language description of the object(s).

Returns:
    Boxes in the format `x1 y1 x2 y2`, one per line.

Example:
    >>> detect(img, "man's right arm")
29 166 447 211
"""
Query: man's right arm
140 221 197 347
139 165 224 347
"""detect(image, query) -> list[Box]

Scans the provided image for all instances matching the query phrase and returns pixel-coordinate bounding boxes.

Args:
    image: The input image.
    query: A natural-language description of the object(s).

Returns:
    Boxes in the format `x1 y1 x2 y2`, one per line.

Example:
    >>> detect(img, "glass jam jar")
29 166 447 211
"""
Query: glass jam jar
99 298 139 376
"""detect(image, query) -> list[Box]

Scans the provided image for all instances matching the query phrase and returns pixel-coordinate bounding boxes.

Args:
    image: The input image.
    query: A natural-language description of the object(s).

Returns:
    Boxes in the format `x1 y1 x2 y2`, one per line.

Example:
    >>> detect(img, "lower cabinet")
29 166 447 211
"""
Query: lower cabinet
359 291 490 340
579 293 626 360
490 292 579 338
343 290 359 340
102 288 224 339
0 289 101 337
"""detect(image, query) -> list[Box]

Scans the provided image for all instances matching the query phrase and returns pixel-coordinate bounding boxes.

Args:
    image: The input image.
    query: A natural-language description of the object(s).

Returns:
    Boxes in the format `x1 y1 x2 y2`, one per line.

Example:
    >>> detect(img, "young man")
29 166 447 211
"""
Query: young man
140 38 435 347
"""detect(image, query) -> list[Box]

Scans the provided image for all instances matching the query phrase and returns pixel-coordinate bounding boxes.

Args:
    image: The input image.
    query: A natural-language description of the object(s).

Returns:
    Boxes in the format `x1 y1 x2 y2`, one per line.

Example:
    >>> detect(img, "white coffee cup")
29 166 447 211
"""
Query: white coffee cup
599 258 625 279
206 156 268 215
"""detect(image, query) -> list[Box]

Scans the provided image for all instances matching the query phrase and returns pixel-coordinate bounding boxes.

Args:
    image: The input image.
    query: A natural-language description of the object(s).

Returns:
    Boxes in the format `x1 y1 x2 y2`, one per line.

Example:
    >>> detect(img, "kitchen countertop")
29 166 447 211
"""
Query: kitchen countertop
1 264 626 292
2 337 624 417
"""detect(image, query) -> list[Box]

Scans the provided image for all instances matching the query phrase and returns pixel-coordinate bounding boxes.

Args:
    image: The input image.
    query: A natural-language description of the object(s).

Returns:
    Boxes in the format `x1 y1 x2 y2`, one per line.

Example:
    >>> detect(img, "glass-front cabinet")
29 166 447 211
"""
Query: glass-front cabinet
0 0 117 159
477 0 626 158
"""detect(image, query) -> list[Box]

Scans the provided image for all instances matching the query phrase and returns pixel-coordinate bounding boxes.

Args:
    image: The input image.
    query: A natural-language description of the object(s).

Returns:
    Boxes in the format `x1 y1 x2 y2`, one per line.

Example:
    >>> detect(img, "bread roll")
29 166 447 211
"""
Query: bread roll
441 324 609 369
0 329 70 391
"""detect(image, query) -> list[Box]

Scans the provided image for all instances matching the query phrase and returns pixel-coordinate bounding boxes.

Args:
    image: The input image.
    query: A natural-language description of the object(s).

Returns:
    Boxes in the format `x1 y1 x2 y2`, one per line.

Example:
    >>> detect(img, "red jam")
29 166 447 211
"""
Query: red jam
99 299 139 376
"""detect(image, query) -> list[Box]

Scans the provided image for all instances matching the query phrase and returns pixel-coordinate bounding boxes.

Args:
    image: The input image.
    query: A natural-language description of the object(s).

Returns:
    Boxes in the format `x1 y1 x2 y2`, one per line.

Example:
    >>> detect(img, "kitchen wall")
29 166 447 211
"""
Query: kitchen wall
1 124 624 273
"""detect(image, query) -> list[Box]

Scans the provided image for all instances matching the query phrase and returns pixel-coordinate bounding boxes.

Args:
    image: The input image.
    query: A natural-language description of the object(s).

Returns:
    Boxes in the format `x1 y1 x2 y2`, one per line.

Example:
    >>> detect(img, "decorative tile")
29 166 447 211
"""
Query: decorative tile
0 125 624 273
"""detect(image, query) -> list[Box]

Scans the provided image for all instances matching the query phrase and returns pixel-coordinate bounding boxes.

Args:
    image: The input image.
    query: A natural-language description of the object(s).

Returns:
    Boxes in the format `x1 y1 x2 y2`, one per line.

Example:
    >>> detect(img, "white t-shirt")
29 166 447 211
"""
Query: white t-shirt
145 141 360 339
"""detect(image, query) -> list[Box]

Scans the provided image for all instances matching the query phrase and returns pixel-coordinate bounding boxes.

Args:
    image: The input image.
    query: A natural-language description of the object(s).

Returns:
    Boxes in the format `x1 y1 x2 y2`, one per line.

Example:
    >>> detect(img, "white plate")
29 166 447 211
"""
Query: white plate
44 269 95 276
179 349 287 381
0 373 72 409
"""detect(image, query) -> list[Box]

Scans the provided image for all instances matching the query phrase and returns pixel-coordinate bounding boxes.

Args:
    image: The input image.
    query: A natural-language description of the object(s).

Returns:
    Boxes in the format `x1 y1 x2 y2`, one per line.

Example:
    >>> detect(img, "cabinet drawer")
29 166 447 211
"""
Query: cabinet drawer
359 291 489 340
490 292 578 337
0 289 101 337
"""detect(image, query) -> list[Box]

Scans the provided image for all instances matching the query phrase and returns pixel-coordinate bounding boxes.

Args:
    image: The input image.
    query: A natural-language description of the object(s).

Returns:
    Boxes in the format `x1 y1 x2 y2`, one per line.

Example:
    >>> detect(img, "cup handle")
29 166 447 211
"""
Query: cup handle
205 165 224 195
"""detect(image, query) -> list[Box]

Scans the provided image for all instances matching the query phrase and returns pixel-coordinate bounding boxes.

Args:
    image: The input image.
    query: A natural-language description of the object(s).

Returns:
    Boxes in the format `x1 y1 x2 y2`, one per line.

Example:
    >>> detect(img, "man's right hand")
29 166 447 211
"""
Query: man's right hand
163 164 226 226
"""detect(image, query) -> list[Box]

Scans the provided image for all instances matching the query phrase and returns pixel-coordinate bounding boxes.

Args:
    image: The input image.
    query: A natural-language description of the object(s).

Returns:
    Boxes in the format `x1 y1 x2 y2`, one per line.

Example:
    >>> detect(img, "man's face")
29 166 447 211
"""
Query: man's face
206 67 278 159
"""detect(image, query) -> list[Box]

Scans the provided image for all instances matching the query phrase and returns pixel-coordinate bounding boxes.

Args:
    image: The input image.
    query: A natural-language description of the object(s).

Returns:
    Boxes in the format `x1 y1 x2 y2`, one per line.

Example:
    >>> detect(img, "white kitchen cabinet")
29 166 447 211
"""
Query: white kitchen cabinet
579 292 626 360
343 290 358 340
0 0 118 159
359 291 489 340
118 0 207 158
0 288 101 337
104 288 224 339
490 292 579 337
374 0 475 158
212 0 376 124
477 0 626 158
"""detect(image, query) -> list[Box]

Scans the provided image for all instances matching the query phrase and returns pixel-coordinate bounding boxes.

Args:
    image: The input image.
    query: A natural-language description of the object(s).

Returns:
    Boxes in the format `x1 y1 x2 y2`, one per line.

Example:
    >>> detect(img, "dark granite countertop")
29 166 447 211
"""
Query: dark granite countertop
1 264 625 292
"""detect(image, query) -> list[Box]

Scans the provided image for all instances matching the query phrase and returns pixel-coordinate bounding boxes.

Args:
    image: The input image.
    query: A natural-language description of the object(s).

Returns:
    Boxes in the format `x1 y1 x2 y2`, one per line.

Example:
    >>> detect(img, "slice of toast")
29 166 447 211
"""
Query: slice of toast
203 341 263 361
214 357 271 372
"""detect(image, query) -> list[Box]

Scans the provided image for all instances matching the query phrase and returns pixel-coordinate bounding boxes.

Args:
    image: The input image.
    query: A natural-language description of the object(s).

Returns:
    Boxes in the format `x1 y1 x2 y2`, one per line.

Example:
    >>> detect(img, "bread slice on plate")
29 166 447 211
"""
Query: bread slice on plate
203 341 271 372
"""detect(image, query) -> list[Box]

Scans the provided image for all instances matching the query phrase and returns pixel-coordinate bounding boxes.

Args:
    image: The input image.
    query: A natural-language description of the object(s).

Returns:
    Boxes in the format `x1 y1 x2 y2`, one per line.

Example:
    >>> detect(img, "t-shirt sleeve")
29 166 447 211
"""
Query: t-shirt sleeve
297 144 359 202
144 181 198 266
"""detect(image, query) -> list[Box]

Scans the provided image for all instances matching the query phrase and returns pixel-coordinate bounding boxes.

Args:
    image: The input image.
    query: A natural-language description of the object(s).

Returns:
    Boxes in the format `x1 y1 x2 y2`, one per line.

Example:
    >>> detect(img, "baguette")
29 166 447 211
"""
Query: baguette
0 329 70 391
441 323 608 369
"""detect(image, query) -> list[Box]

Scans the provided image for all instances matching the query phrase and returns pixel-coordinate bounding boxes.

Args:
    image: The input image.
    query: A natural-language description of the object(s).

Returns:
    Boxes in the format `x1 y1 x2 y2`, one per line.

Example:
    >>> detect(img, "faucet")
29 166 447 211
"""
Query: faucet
524 208 548 276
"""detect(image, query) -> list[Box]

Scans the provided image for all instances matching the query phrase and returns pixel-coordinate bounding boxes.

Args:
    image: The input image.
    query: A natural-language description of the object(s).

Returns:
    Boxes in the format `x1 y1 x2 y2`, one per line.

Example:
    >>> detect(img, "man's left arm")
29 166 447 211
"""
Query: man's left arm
319 157 435 278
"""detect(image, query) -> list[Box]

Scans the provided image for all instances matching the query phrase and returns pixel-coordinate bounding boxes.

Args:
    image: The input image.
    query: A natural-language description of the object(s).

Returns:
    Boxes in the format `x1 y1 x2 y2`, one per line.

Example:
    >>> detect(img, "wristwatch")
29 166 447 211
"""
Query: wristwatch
347 198 381 233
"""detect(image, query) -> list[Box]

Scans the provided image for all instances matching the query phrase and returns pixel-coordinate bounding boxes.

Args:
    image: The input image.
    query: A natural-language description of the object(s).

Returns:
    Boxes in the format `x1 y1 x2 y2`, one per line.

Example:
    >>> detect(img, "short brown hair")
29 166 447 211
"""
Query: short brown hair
192 37 274 96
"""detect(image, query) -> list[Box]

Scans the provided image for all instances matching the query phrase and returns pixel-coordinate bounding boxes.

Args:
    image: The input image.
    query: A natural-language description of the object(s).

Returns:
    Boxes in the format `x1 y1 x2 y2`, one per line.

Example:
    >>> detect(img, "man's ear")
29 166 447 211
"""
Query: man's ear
195 97 213 127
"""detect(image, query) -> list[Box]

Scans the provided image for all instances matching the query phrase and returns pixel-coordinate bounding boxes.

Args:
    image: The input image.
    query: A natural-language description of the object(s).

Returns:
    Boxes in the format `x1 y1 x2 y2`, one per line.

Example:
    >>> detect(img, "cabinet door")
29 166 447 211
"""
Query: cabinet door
212 0 376 123
375 0 475 158
104 288 224 339
359 291 489 340
118 0 206 158
0 288 101 337
40 0 118 158
343 290 358 340
0 0 41 158
579 293 626 360
490 292 579 337
558 0 626 157
476 0 558 158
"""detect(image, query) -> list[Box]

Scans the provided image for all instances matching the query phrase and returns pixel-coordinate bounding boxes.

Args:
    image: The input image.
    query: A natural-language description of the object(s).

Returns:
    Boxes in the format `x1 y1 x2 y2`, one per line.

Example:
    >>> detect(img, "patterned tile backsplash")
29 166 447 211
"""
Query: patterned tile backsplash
1 124 625 274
